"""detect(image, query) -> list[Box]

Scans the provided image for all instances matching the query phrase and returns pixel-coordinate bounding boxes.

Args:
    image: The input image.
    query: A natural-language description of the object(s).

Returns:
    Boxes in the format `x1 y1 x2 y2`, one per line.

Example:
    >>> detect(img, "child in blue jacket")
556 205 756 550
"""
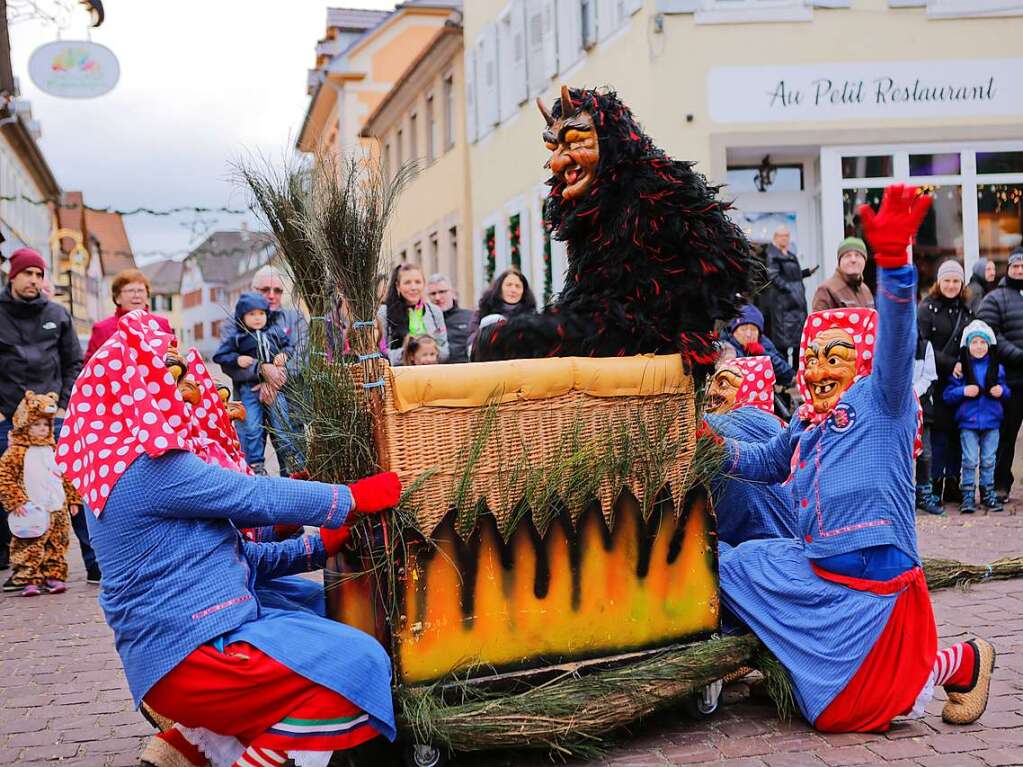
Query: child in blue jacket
943 320 1009 513
214 292 304 474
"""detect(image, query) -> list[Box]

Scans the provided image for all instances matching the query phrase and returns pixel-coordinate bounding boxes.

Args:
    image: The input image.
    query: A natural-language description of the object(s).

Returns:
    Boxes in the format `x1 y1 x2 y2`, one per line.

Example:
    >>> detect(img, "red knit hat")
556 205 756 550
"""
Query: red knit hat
7 248 47 280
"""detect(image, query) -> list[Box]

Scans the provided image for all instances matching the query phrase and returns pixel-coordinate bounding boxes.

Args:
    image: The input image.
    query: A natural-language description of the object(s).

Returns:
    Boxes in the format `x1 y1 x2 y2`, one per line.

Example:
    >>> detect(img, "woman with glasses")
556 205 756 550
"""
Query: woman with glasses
84 268 174 362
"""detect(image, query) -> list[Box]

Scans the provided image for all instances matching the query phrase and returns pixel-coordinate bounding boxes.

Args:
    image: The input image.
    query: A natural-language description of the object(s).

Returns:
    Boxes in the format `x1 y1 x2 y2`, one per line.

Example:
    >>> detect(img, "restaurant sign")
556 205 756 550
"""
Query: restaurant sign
708 59 1023 124
28 40 120 99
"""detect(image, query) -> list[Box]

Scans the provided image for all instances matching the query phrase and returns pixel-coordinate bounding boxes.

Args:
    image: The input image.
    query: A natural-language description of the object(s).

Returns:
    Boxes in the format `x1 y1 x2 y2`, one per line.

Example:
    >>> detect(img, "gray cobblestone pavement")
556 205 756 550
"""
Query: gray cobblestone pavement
0 502 1020 765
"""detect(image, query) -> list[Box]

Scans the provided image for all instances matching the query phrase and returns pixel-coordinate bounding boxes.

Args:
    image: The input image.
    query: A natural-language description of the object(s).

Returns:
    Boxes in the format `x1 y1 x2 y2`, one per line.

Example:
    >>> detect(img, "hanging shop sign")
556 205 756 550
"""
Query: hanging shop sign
28 40 120 99
708 58 1023 124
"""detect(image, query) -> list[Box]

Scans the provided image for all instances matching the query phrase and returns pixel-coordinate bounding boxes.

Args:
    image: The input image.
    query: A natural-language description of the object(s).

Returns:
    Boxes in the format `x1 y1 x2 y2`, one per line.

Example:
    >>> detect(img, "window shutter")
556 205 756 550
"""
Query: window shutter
542 0 559 78
526 0 547 96
497 8 515 122
479 25 499 135
597 0 615 40
582 0 598 46
464 46 478 143
556 0 583 73
510 0 529 107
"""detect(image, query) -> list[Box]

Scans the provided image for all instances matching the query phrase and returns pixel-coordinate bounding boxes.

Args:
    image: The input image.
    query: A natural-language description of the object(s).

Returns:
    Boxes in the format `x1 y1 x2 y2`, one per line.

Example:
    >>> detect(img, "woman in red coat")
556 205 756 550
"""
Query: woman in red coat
84 268 173 361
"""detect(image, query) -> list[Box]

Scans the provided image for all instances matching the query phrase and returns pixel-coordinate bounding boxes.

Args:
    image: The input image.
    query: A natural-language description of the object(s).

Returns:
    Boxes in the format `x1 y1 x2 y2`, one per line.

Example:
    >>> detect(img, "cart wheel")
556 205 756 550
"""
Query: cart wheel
403 743 447 767
685 679 723 718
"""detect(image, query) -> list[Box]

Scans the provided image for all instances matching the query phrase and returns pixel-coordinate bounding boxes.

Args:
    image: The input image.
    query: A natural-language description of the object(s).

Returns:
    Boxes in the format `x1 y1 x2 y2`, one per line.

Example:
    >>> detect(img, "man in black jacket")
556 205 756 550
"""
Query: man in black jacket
764 226 818 368
427 273 474 364
977 247 1023 499
0 248 90 577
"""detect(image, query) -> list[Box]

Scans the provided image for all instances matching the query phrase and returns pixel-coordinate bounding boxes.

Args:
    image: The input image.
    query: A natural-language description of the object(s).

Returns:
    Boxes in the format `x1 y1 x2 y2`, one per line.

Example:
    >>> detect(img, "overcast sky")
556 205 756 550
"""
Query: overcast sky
9 0 396 263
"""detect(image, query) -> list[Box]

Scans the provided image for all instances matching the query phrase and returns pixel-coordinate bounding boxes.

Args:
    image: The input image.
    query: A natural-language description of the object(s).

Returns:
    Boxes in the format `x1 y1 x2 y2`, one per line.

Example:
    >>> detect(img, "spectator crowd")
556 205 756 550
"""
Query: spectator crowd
0 234 1020 597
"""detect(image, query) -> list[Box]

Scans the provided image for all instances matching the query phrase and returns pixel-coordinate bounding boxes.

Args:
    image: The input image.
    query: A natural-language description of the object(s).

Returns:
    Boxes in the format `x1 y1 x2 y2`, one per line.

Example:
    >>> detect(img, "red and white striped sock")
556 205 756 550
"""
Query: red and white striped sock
933 641 977 688
232 745 288 767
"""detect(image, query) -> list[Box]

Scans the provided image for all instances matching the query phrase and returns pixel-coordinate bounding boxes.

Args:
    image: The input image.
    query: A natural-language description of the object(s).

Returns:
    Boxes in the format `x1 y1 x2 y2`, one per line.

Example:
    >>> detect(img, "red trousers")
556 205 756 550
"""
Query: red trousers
145 641 378 752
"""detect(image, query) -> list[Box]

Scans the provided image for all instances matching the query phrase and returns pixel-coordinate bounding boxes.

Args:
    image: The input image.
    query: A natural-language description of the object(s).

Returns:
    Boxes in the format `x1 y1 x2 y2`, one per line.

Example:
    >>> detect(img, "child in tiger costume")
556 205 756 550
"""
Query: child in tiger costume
0 391 82 596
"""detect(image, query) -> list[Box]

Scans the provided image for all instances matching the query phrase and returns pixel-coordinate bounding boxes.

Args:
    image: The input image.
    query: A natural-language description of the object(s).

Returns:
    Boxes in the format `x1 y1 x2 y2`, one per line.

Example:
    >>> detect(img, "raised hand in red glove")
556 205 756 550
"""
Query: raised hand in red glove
348 471 401 515
858 184 932 269
744 341 765 356
320 525 351 556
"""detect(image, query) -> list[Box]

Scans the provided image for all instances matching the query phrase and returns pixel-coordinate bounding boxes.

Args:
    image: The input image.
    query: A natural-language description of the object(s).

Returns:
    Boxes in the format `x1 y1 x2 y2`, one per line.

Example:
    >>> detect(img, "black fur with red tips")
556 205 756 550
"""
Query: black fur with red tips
474 87 759 380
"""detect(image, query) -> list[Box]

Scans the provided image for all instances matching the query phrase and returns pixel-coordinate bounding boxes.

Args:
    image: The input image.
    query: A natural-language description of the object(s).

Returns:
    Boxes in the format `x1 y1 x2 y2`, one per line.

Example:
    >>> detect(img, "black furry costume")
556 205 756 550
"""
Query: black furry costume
474 88 758 376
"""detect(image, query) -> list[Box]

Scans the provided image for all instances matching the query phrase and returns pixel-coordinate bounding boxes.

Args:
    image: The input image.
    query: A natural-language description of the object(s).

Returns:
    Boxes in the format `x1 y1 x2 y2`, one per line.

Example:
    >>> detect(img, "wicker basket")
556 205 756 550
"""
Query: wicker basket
370 355 697 534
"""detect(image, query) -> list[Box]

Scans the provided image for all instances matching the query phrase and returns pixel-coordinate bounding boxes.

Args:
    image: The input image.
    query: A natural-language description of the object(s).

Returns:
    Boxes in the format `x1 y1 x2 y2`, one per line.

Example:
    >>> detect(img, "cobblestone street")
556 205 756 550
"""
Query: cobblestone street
0 508 1020 766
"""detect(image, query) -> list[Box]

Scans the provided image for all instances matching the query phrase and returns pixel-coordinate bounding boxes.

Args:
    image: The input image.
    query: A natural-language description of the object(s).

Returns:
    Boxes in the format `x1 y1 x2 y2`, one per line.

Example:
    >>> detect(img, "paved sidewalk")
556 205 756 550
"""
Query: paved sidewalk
0 510 1020 766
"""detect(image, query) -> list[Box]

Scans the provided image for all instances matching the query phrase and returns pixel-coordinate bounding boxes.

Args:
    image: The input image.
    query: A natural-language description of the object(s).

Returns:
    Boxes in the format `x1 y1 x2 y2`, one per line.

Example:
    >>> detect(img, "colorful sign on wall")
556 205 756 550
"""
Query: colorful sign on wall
28 40 120 99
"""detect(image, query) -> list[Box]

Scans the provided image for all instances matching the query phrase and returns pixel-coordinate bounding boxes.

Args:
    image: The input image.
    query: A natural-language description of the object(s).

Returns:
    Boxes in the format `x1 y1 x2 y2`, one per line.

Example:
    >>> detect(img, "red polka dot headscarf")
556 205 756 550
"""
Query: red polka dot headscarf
731 356 776 414
184 347 250 474
57 310 194 516
796 308 878 425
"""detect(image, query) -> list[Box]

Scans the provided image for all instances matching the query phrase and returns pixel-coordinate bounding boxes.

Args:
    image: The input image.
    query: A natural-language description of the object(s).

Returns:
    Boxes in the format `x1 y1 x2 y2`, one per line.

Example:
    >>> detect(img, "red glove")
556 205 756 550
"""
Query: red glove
744 341 765 356
348 472 401 514
320 525 351 556
858 184 932 269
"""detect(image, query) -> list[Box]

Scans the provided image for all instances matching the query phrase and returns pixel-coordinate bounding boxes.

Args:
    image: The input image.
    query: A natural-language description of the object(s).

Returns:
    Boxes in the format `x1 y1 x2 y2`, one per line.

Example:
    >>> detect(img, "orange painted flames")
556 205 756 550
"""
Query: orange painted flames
328 487 719 685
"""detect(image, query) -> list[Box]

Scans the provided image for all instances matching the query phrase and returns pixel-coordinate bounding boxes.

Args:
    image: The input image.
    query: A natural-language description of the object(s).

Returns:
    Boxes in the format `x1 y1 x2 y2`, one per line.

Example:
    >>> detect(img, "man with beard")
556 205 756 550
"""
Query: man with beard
474 86 756 373
720 186 994 733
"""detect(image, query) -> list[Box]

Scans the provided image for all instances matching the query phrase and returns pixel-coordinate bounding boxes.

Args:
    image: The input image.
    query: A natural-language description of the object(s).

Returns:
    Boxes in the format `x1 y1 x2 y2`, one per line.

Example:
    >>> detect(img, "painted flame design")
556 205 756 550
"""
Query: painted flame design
328 487 718 685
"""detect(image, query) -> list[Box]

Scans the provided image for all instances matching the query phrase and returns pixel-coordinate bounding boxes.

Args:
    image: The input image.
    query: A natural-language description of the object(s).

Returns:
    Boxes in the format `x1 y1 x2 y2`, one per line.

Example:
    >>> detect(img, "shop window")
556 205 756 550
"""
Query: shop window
508 213 522 270
977 151 1023 176
448 225 459 285
443 75 456 151
542 200 554 304
483 225 497 284
913 185 964 292
726 165 803 194
909 153 961 177
842 187 885 294
978 184 1023 274
841 156 894 180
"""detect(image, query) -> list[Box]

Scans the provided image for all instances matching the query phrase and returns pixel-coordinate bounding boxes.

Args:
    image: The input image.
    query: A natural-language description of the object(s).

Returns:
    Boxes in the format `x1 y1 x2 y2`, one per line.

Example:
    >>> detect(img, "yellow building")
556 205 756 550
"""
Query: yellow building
360 20 474 299
462 0 1023 301
298 2 463 158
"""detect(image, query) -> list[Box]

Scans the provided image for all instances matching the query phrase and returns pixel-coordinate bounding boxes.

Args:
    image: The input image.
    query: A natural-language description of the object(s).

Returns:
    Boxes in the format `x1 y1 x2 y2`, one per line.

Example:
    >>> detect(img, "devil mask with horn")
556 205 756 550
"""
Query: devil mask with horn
474 85 758 376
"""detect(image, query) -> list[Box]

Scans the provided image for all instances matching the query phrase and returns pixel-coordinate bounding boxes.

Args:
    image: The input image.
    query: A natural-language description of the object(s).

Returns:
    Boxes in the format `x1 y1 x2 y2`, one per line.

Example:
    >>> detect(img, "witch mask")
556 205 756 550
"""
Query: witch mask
538 85 599 202
796 309 877 422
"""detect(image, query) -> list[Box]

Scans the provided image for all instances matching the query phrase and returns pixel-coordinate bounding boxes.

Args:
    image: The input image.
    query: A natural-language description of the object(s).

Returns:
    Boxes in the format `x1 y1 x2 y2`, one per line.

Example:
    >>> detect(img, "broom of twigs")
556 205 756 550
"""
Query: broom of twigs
923 556 1023 591
238 151 418 483
398 635 760 759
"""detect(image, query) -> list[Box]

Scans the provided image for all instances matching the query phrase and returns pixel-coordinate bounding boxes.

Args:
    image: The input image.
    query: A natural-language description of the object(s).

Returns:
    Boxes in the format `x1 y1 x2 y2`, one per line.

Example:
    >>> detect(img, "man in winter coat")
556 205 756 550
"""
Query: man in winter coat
427 273 474 364
765 226 817 367
977 247 1023 497
812 237 875 312
0 248 84 574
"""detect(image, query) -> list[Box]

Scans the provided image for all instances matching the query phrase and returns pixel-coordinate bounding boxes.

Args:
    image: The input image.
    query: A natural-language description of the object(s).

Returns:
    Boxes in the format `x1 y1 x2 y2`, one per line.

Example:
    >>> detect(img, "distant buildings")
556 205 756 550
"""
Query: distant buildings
142 258 184 340
179 228 276 357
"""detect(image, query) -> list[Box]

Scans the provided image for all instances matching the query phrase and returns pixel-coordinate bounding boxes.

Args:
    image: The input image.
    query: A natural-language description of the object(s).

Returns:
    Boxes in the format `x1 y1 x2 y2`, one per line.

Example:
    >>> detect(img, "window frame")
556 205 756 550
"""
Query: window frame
820 139 1023 278
695 0 813 24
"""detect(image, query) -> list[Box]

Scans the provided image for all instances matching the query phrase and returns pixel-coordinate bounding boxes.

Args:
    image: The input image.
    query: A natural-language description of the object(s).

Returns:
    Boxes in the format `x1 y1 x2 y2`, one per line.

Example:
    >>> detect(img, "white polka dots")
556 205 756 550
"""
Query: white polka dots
142 412 158 425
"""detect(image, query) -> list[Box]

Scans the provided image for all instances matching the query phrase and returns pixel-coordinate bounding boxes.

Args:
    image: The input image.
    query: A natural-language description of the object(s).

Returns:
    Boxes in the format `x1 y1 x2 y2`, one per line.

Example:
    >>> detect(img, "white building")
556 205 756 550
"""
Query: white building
0 82 58 269
180 230 275 358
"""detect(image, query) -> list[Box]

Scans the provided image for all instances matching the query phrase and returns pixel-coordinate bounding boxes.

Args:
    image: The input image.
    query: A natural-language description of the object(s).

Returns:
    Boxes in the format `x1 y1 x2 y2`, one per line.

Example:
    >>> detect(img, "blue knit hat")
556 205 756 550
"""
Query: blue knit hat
729 304 764 335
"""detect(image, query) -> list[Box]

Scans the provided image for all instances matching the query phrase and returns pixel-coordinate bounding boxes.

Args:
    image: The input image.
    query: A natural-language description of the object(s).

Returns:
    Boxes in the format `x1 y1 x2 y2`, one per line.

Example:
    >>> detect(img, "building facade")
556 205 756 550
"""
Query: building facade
298 2 463 159
360 20 474 299
142 258 184 340
0 86 58 272
462 0 1023 302
179 229 275 357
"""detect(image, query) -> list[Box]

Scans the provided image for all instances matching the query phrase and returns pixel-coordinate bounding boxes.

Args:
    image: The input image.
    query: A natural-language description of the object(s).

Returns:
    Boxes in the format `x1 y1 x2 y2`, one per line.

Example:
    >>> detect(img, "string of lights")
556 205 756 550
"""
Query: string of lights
0 194 251 217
